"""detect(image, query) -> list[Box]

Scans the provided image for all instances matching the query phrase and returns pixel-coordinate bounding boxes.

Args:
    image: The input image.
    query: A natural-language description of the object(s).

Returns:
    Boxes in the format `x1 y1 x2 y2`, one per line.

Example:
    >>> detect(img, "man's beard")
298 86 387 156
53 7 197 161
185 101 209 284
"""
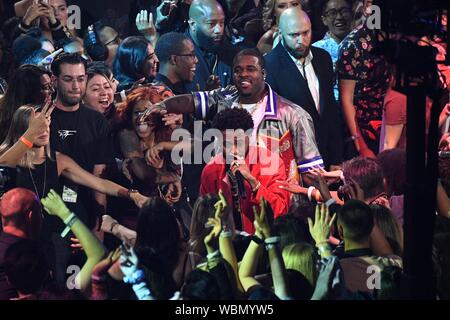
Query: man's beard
196 30 222 53
286 44 310 60
59 90 83 107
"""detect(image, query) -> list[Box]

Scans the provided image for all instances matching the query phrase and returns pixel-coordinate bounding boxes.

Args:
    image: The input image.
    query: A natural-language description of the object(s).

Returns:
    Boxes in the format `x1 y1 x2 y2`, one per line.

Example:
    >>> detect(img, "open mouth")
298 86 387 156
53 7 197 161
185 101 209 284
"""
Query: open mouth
137 123 149 134
334 22 347 28
239 80 252 89
98 99 110 107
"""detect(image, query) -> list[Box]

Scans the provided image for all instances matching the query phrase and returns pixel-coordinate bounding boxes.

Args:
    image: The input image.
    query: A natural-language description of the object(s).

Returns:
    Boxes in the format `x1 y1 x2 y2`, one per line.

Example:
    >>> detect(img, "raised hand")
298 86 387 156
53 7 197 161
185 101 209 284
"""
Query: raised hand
23 2 48 25
214 189 230 221
26 99 54 142
308 203 336 245
40 1 57 24
206 75 220 91
119 242 139 278
253 197 272 240
156 0 178 19
204 215 222 253
41 189 71 221
136 10 157 43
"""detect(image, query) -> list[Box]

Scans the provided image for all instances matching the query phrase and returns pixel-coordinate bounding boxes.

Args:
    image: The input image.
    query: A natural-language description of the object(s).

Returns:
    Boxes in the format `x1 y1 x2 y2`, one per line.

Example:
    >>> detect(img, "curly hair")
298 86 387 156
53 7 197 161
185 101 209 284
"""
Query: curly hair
211 108 254 131
116 85 174 131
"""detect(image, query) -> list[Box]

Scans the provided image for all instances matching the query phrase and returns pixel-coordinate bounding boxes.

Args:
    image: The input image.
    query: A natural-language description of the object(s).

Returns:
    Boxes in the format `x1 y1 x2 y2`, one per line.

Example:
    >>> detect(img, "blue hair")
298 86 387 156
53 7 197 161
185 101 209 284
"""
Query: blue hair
112 36 151 91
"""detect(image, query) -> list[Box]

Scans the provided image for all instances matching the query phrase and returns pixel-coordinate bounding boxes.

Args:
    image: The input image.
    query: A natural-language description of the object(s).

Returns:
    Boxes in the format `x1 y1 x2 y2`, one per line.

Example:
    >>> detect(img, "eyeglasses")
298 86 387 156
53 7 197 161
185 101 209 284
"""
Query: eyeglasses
41 84 54 92
323 7 352 19
104 35 120 46
176 53 197 59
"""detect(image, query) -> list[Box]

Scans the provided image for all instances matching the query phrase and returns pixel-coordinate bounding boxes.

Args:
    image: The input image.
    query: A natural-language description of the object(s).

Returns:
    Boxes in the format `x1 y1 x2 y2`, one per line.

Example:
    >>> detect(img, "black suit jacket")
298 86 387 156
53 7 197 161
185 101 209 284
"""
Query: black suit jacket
264 43 343 167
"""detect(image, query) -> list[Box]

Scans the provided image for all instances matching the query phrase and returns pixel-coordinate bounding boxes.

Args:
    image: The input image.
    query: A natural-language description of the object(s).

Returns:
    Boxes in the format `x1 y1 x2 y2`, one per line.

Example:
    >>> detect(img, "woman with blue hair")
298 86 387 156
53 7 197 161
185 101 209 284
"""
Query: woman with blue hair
113 36 159 92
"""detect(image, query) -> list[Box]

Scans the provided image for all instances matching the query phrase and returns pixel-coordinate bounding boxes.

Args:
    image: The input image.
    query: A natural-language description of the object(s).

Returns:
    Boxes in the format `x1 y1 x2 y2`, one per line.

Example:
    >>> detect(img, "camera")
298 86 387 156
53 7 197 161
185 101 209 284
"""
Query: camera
0 166 19 196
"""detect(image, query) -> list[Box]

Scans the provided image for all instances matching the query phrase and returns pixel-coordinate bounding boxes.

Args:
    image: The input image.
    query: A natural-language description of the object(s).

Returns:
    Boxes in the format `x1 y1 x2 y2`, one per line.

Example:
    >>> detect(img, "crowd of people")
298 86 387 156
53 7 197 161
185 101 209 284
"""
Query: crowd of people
0 0 449 300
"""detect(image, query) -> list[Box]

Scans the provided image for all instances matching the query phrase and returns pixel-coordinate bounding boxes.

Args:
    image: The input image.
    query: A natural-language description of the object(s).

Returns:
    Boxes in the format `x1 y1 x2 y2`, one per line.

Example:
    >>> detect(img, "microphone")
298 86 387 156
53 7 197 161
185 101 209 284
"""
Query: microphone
234 170 247 199
225 162 247 199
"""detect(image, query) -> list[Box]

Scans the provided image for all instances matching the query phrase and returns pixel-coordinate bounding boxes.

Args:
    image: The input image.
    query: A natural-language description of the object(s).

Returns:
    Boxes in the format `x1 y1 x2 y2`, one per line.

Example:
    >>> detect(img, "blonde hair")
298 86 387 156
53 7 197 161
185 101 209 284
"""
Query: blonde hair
0 105 52 169
282 242 318 286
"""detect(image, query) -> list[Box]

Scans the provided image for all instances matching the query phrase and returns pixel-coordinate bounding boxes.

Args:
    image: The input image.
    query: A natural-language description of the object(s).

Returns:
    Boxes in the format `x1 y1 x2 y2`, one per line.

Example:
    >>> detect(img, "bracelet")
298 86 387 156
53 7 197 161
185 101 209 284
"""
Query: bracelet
325 198 336 207
123 269 146 285
307 186 316 202
20 136 33 149
220 230 233 238
264 236 280 250
251 234 265 245
206 250 221 261
317 243 331 255
252 180 261 193
127 189 138 200
60 213 77 238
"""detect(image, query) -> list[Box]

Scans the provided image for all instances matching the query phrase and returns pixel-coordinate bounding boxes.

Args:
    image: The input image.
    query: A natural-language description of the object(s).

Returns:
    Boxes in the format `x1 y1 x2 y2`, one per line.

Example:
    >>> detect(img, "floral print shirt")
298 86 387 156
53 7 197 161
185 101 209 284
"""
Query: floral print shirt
313 32 340 101
337 25 390 151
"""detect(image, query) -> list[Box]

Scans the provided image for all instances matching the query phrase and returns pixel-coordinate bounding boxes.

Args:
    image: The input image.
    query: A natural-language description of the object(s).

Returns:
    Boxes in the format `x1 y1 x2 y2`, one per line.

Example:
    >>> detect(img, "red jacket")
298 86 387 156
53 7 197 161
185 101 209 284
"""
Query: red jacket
200 147 289 234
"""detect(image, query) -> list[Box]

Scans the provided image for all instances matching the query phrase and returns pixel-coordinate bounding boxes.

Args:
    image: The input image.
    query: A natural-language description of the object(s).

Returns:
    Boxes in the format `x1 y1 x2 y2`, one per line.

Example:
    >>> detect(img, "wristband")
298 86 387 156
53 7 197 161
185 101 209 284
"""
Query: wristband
20 136 33 149
123 269 146 285
307 186 316 202
60 213 77 238
317 243 331 255
264 236 280 250
325 198 336 207
250 234 264 245
220 230 232 238
206 250 221 261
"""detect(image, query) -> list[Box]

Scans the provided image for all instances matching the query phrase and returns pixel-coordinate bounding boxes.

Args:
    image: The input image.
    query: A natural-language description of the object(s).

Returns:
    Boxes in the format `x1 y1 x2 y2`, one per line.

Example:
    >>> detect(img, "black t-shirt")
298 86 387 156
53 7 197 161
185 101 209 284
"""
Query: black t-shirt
50 105 115 227
50 105 115 172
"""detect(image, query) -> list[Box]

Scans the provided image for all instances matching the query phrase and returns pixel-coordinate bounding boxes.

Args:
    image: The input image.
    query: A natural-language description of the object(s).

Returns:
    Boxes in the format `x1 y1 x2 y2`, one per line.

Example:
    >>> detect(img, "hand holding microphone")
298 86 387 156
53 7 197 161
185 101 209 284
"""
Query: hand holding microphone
230 156 259 199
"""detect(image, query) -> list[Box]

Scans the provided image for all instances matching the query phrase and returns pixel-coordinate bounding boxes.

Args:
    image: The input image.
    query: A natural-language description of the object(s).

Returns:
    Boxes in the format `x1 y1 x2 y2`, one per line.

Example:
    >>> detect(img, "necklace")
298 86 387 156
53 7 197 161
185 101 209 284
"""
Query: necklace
28 157 47 201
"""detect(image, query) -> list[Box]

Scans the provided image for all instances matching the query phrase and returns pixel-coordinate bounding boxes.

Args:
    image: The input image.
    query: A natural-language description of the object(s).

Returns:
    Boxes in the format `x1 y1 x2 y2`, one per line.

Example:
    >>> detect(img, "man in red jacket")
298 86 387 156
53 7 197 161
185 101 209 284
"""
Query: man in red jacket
200 108 289 234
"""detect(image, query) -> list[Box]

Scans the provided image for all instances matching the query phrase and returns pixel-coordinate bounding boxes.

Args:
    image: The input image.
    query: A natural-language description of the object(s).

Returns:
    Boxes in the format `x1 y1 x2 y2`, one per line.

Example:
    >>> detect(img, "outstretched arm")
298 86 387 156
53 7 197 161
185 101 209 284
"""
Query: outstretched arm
56 152 149 208
41 190 106 292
